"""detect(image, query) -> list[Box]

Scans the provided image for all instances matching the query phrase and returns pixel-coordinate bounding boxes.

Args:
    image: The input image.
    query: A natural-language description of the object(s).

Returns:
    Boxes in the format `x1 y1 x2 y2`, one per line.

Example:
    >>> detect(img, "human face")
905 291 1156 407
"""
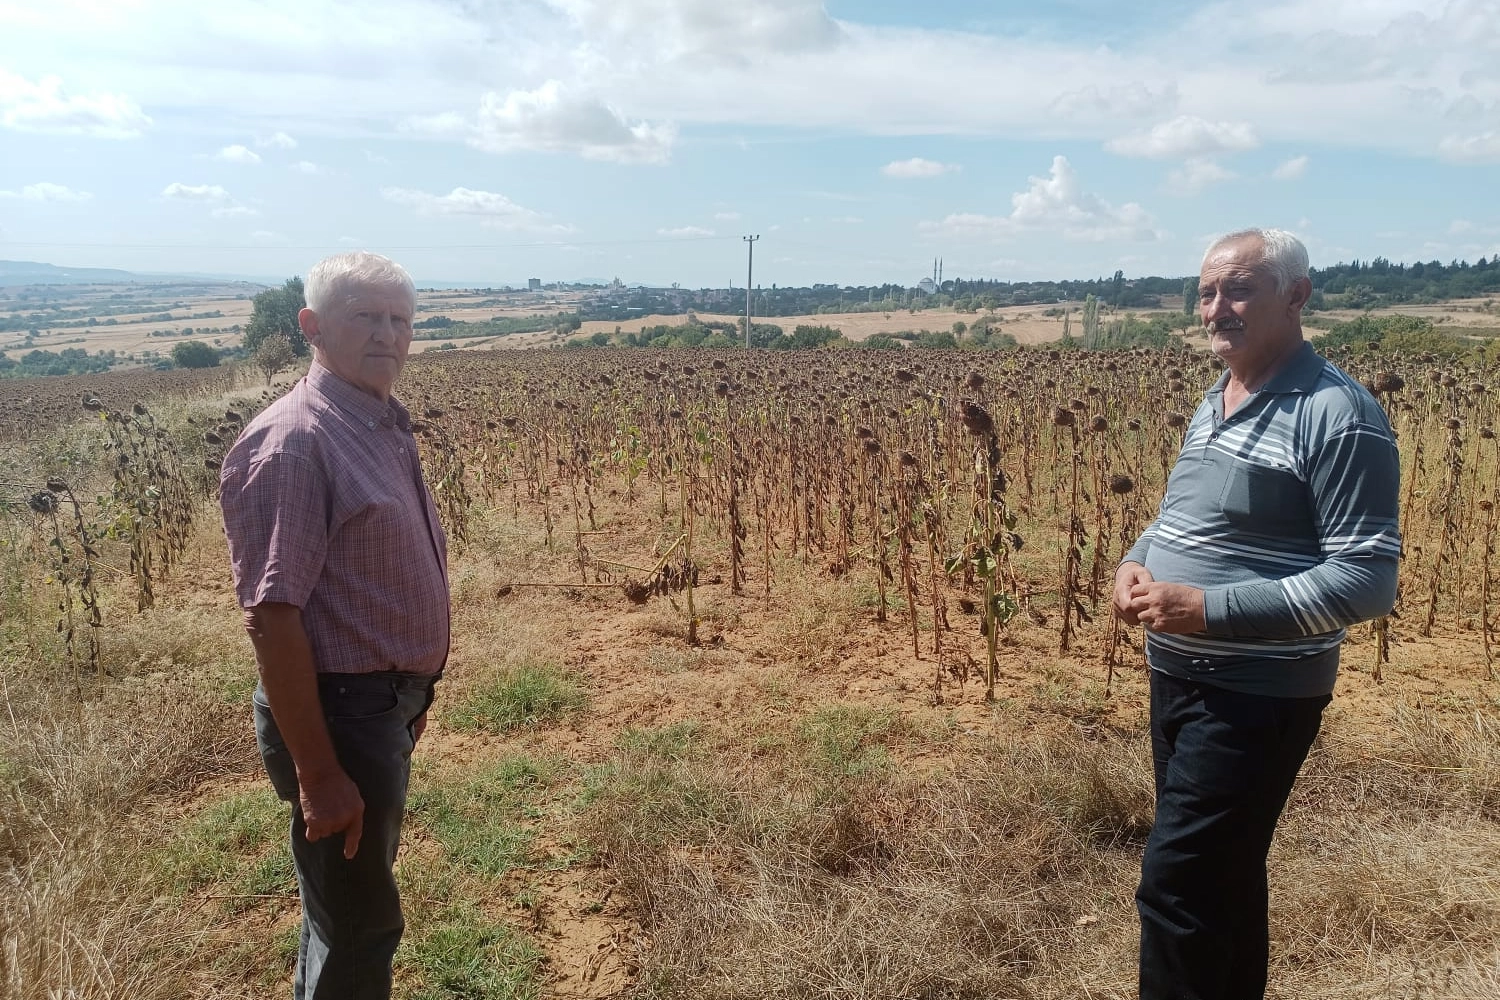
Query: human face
300 282 414 401
1198 237 1308 379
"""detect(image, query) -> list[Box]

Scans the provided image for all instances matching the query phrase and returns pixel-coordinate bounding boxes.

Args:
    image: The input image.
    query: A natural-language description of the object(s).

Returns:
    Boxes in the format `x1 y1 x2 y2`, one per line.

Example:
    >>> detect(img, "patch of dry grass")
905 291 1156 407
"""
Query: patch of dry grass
579 706 1500 1000
0 666 259 1000
579 716 1150 999
760 569 870 669
1262 709 1500 997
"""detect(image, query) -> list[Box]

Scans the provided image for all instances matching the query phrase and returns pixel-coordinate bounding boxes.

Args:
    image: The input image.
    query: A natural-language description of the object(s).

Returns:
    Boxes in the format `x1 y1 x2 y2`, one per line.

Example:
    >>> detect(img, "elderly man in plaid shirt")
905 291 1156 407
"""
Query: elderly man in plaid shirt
220 251 449 999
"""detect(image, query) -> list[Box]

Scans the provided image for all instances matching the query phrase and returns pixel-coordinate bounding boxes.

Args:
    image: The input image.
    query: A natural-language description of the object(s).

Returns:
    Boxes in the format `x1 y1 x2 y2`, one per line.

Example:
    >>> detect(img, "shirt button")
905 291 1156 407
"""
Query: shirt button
367 419 375 429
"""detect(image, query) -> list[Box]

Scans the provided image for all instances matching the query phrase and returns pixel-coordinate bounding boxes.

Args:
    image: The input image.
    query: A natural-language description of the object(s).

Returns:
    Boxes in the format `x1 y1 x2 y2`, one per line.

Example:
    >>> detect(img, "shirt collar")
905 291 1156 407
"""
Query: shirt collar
307 361 412 430
1206 339 1322 397
1261 340 1324 394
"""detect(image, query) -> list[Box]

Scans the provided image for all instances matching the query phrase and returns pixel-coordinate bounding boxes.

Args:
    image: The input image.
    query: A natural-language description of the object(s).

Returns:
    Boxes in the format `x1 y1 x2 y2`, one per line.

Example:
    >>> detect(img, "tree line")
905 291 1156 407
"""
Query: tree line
1308 256 1500 308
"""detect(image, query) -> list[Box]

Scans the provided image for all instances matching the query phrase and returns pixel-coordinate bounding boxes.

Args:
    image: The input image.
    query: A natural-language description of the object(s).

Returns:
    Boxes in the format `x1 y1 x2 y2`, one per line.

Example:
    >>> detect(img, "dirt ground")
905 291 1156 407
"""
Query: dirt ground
404 488 1500 998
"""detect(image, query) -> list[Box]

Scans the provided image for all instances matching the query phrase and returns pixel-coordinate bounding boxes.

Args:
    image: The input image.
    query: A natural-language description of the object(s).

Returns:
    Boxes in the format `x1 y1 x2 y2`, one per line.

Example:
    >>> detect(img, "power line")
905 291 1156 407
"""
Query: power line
0 234 735 252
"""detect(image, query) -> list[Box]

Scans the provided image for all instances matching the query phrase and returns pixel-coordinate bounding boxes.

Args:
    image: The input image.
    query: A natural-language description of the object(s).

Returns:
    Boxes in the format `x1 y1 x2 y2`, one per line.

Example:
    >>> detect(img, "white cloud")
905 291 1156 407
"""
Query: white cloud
881 158 959 179
338 235 362 245
548 0 842 65
1168 157 1236 196
291 160 324 174
831 216 863 224
1272 155 1309 180
1443 94 1490 122
382 186 572 231
919 156 1158 243
423 81 675 164
1438 132 1500 163
713 211 741 221
216 144 262 164
257 131 297 149
1050 82 1179 121
162 182 230 202
405 111 470 137
0 70 150 138
1449 219 1500 238
162 182 256 218
1105 116 1259 160
250 229 284 241
6 0 1500 287
0 0 1494 165
657 226 714 237
0 182 92 202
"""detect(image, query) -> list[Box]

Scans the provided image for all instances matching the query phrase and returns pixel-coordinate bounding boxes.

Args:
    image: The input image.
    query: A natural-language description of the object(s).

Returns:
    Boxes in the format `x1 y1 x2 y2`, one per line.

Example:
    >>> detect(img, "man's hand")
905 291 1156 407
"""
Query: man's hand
1127 581 1208 634
412 711 428 746
244 602 367 860
299 768 365 859
1113 562 1155 625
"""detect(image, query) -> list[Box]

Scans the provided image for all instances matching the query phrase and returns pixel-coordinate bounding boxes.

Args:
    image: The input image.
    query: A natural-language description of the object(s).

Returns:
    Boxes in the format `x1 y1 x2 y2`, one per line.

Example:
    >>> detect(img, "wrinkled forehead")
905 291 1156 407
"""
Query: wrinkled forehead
1200 238 1269 282
328 277 416 313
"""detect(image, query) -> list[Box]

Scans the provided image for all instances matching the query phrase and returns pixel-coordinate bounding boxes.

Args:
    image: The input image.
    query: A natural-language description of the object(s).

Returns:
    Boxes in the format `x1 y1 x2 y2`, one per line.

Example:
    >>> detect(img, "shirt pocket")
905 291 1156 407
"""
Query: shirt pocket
1218 462 1313 535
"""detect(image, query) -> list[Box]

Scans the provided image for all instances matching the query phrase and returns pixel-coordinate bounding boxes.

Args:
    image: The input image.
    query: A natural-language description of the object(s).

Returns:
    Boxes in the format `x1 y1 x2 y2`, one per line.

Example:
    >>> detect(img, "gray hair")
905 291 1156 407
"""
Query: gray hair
1201 228 1310 295
304 251 416 315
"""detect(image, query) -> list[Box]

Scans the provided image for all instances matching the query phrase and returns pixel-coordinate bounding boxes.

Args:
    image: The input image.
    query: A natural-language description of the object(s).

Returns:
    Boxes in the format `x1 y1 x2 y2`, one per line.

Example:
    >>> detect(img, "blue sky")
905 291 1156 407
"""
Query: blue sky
2 0 1497 288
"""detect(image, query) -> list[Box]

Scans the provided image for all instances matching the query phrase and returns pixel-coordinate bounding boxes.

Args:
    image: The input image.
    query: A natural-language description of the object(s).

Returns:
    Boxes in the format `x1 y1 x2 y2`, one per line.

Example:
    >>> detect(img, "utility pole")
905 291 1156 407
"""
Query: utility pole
743 234 759 348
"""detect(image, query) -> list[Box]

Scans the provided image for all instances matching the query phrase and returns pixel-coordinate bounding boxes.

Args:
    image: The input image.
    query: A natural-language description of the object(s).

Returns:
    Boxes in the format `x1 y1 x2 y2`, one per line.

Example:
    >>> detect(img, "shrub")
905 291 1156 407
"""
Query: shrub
170 341 220 369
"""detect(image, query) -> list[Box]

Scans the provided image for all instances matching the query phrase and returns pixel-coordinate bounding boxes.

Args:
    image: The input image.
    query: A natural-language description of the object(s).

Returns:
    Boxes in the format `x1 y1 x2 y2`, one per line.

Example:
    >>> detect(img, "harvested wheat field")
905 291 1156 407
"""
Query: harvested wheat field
482 306 1074 350
2 346 1498 999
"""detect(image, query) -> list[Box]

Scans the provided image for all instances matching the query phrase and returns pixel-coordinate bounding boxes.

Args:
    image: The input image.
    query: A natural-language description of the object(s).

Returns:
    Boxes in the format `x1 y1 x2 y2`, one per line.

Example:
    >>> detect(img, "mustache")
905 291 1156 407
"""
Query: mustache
1206 319 1244 334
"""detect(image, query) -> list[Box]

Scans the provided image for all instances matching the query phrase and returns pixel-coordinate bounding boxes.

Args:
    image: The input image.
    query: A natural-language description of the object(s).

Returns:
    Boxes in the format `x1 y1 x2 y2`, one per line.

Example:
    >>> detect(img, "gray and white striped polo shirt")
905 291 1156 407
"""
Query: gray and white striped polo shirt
1124 340 1401 698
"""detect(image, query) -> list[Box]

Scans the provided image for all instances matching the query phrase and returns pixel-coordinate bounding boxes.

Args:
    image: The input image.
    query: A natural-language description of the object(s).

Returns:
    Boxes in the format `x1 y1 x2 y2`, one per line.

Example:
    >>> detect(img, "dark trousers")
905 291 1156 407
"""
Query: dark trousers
1137 670 1329 1000
254 672 437 1000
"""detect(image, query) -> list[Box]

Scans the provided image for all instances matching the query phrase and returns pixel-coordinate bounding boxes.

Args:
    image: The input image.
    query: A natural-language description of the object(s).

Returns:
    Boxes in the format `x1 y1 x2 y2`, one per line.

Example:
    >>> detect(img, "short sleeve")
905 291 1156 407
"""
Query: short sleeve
219 452 329 609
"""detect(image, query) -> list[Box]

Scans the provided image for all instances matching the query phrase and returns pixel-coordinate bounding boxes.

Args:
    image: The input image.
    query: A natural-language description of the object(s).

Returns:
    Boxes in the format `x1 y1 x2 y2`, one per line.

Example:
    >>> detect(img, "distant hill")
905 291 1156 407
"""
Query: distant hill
0 259 275 288
0 260 141 286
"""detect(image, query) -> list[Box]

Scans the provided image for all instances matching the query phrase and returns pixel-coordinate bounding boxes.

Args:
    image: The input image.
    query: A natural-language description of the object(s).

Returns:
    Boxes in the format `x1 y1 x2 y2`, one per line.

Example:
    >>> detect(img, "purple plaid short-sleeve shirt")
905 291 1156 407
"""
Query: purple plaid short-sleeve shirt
220 362 450 675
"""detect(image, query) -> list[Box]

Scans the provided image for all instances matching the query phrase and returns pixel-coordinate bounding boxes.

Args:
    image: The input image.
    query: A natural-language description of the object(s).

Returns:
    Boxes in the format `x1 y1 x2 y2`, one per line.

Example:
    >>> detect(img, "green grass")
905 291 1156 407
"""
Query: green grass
578 722 739 849
400 903 546 1000
797 705 902 780
159 787 292 907
210 921 301 994
615 720 702 760
447 662 585 733
407 756 557 876
212 664 259 706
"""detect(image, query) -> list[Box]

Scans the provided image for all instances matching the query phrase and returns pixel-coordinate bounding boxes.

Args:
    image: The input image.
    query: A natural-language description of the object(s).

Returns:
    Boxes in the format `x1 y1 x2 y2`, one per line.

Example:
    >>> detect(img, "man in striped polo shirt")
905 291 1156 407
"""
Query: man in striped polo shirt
1113 228 1400 1000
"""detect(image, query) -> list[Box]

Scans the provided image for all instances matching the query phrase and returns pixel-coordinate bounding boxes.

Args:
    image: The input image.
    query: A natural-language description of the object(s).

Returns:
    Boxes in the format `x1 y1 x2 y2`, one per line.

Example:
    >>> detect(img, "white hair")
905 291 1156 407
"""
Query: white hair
1201 228 1310 294
303 251 416 315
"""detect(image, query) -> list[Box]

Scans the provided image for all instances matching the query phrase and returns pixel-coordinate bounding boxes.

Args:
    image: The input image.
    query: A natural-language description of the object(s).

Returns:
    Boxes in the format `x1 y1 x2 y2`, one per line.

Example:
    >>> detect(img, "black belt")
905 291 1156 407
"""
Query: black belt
316 670 441 692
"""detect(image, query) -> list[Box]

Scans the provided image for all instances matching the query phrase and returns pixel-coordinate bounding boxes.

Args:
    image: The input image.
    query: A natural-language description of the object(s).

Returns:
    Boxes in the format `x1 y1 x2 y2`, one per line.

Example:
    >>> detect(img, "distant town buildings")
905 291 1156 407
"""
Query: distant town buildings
527 278 542 291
